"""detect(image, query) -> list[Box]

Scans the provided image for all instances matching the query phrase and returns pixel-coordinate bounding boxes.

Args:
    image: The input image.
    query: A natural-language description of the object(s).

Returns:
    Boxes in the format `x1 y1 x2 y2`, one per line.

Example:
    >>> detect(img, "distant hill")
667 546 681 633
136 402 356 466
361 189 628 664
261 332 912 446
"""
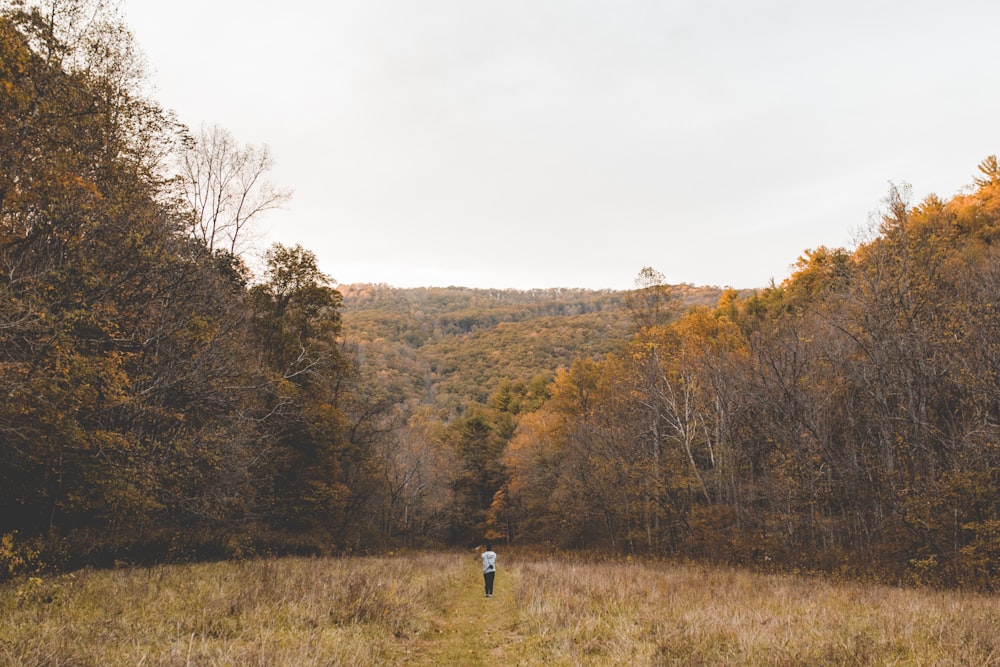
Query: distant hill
338 284 726 409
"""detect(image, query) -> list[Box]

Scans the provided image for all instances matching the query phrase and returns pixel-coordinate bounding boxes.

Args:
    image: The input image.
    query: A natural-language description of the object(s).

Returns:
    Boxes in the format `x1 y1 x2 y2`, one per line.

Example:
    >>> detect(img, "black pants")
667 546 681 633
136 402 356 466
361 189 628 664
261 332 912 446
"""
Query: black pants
484 570 495 595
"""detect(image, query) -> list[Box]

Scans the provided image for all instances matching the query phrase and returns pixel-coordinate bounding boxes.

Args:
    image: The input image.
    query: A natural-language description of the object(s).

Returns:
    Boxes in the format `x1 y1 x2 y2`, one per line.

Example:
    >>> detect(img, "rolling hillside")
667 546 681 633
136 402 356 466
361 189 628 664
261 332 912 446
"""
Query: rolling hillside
338 283 726 407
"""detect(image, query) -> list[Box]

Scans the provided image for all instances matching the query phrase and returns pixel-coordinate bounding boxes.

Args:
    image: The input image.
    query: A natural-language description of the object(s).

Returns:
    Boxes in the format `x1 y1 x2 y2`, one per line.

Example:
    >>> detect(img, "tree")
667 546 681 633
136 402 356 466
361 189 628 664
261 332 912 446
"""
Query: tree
246 243 359 538
443 406 509 544
175 123 290 256
973 155 1000 188
0 0 283 561
624 266 678 330
373 406 454 545
0 0 181 536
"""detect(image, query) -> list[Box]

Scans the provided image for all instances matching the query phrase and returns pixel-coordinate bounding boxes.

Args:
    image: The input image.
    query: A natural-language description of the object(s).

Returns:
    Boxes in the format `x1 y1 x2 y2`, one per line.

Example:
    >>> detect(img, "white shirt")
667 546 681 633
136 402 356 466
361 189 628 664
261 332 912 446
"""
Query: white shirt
482 550 496 574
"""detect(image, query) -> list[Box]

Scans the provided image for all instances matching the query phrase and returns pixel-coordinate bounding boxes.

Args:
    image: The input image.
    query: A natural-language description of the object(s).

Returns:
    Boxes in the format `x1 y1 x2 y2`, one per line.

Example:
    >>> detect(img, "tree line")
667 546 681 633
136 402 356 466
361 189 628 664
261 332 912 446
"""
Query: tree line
0 0 388 572
333 168 1000 591
489 177 1000 589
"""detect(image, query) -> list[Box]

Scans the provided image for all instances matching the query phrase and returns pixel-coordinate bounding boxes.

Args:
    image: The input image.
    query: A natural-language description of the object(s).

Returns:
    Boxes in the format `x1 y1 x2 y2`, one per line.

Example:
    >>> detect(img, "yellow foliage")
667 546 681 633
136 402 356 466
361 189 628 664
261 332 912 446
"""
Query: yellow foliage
0 532 41 580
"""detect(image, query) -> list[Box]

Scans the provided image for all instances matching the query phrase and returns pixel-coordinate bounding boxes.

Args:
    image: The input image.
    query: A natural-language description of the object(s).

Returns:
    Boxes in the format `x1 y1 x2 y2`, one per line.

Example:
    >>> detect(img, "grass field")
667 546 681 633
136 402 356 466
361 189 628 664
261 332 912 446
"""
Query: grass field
2 550 999 665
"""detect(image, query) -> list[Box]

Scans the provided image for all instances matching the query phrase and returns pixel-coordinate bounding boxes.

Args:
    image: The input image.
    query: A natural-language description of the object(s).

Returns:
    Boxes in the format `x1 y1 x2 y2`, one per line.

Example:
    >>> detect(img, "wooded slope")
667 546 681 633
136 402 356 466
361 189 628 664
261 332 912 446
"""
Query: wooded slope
339 283 724 407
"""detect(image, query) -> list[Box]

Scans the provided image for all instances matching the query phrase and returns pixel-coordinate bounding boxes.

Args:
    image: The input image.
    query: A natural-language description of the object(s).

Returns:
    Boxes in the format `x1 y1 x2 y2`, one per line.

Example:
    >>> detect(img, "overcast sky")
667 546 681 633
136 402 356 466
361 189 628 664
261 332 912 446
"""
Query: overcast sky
125 0 1000 290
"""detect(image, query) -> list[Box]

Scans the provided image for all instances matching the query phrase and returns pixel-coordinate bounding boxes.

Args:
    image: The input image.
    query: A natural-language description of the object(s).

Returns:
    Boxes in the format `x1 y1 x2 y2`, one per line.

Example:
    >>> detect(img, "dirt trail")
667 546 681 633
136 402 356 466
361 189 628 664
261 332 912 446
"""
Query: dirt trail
405 556 525 665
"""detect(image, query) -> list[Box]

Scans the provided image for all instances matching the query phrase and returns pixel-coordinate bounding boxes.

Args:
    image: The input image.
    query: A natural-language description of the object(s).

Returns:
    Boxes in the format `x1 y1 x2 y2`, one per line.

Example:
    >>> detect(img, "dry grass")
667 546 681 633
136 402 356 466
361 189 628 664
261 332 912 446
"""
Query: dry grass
509 556 1000 665
0 553 456 666
1 551 999 665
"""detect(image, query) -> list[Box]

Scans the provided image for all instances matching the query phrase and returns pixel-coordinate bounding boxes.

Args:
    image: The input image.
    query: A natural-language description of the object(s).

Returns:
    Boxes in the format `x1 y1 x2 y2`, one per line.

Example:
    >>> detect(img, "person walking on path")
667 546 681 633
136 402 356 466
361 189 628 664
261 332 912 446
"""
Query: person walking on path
481 542 497 598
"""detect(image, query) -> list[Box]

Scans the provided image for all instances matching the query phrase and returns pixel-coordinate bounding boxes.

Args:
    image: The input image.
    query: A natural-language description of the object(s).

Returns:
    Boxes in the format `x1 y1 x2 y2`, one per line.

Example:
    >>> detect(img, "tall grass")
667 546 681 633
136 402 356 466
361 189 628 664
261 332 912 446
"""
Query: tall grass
0 553 459 666
2 551 998 665
509 556 1000 665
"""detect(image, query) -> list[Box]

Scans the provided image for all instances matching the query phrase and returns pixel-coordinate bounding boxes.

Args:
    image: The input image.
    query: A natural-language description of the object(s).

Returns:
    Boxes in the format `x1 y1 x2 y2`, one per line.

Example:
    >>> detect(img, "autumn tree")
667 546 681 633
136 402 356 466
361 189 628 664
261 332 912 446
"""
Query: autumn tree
372 406 455 545
624 266 678 330
0 0 191 539
0 0 311 567
245 243 353 534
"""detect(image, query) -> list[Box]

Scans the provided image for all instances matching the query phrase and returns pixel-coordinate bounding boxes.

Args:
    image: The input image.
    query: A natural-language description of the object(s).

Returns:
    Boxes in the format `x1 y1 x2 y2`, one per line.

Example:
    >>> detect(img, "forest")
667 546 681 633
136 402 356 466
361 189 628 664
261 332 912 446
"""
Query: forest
3 0 1000 590
337 282 726 408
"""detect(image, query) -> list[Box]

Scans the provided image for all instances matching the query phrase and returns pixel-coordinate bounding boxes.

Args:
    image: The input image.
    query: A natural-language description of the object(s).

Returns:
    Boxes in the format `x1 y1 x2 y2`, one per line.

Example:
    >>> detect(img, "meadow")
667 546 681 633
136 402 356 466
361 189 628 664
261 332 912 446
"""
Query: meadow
2 551 999 666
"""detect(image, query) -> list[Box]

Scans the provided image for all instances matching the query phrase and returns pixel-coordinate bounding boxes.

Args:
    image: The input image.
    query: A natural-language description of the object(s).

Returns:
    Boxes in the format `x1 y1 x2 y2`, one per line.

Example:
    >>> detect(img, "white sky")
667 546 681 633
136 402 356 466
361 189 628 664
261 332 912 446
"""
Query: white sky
125 0 1000 290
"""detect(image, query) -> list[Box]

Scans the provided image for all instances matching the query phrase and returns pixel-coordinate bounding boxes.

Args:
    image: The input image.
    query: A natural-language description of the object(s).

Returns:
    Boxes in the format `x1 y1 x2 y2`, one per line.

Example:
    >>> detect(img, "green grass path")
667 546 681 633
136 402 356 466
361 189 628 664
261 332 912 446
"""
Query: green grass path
405 556 526 665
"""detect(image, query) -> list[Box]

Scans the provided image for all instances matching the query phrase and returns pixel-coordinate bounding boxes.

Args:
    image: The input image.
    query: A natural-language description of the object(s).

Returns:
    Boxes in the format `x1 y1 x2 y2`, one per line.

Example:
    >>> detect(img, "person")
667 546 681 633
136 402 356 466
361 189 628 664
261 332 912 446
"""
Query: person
481 542 497 598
